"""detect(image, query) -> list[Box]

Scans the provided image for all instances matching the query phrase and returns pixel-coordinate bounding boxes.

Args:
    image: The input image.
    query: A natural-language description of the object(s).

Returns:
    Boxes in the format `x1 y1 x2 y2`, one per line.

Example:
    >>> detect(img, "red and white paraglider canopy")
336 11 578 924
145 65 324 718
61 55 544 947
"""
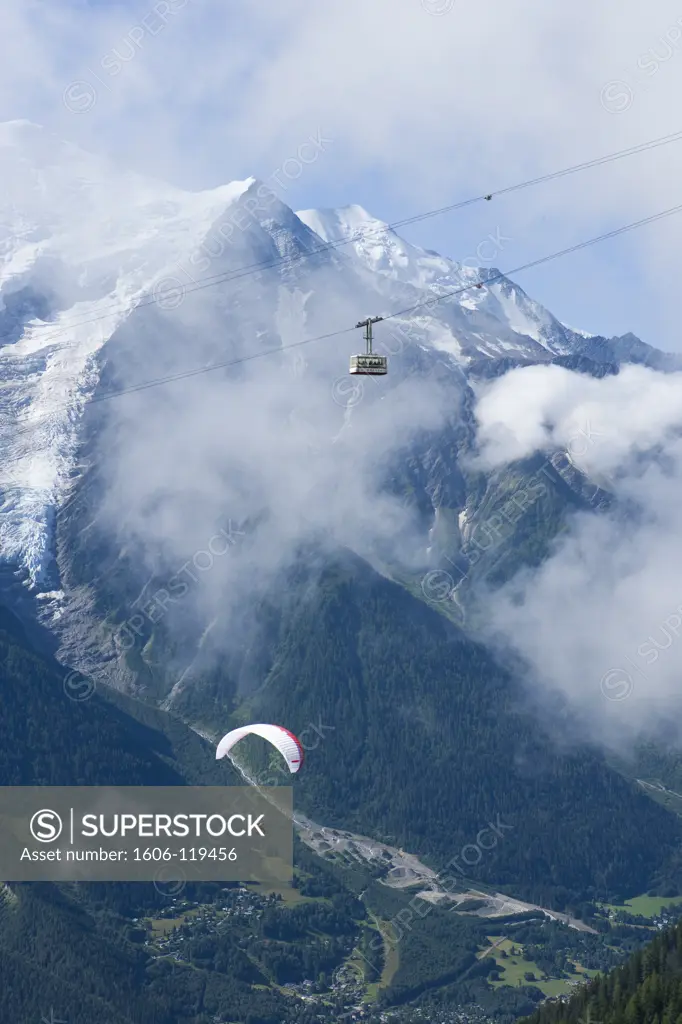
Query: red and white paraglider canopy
215 724 304 773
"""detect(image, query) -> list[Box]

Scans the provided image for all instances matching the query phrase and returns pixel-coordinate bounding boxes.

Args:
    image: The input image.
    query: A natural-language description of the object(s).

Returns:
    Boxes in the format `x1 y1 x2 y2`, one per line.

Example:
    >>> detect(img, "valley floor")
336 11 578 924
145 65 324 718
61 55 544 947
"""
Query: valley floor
295 811 596 932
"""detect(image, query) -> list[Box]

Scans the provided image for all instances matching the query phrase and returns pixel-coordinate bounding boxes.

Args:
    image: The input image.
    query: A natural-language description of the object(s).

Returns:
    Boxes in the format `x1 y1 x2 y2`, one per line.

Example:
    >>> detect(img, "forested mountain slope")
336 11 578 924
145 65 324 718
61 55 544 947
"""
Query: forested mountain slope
524 918 682 1024
196 550 682 907
0 604 323 1024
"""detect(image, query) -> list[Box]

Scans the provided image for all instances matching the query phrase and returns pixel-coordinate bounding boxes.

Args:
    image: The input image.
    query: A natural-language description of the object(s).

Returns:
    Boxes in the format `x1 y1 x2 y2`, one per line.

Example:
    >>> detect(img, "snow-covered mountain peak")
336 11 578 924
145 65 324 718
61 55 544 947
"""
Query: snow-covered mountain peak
0 126 264 584
560 320 596 340
0 129 641 590
298 199 580 361
0 123 256 302
297 202 451 291
297 203 388 241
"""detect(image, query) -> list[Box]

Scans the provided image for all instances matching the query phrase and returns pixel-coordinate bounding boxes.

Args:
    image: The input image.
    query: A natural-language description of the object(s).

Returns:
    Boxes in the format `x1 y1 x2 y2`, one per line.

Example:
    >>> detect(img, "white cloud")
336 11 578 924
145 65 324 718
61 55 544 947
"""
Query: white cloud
474 363 682 474
5 0 682 722
3 0 682 346
473 363 682 750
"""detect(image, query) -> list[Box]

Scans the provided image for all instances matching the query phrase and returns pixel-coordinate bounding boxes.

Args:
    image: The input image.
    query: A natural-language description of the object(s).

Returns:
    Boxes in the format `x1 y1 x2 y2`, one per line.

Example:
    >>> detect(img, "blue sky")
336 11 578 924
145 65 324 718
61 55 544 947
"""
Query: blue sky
3 0 682 349
6 0 682 749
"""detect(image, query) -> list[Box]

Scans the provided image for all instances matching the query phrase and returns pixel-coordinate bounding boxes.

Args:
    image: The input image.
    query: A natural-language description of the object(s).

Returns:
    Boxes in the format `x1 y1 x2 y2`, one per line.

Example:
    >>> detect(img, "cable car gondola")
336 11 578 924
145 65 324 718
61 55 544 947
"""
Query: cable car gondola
350 316 387 375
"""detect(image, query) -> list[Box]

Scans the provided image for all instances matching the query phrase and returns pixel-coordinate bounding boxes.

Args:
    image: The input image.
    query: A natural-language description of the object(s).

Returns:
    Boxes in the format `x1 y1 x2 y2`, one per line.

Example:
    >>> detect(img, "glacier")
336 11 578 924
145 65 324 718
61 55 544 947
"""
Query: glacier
0 120 611 591
0 121 253 586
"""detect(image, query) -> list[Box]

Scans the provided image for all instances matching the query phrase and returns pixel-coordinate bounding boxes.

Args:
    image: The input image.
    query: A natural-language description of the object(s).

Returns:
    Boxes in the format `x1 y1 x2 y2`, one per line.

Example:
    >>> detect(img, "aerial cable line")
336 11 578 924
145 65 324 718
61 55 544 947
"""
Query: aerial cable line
20 125 682 343
3 195 680 456
75 199 682 405
386 200 682 321
383 126 682 228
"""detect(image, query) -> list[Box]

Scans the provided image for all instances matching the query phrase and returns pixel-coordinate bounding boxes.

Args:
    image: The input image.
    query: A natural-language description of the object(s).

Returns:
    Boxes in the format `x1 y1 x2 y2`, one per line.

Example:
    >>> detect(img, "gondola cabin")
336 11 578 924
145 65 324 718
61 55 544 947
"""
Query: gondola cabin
349 353 387 375
352 315 387 375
